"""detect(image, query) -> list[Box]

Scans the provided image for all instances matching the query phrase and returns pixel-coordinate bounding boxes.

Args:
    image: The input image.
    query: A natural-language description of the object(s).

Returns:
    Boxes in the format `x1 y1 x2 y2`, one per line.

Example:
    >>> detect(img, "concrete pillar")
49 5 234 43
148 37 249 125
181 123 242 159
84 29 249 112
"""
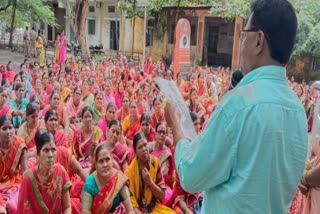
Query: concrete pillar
197 16 205 64
231 16 243 69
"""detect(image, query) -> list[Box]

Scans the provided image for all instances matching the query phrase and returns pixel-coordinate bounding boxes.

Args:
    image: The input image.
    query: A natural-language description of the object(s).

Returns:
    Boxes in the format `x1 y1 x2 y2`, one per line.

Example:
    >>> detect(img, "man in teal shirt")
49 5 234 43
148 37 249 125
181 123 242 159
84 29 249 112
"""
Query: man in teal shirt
165 0 308 213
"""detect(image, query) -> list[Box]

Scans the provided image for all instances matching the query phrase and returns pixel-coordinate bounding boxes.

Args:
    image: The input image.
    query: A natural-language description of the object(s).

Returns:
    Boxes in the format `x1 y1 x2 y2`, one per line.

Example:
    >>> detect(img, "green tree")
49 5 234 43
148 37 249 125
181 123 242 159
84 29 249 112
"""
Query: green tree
0 0 57 48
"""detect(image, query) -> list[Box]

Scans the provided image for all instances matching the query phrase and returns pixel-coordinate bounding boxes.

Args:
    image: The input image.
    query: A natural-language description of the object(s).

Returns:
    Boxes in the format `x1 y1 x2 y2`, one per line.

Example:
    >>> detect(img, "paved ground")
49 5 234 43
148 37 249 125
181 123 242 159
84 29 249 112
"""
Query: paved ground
0 48 57 67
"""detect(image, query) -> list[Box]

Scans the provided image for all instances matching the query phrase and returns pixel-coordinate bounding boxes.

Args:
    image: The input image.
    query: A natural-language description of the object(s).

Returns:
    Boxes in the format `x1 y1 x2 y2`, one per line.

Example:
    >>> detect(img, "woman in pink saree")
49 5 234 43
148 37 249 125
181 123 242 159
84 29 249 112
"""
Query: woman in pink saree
97 102 117 142
58 30 67 65
0 87 12 117
148 122 174 207
72 106 102 168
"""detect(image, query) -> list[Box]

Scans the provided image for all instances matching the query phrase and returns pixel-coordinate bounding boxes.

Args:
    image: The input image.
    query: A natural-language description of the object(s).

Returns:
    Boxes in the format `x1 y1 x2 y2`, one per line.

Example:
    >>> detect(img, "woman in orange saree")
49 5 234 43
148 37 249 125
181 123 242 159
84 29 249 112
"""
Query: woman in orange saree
72 106 102 168
82 144 134 214
17 130 72 214
17 102 41 163
44 109 69 148
66 86 84 119
122 101 141 141
0 115 27 214
106 120 129 172
42 90 70 134
150 97 166 129
125 132 175 214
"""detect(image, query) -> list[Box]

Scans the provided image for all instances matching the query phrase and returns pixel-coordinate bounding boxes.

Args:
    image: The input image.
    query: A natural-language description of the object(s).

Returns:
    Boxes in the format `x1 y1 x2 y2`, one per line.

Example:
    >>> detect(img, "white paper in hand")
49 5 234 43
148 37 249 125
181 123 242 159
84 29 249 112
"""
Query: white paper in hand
154 77 197 141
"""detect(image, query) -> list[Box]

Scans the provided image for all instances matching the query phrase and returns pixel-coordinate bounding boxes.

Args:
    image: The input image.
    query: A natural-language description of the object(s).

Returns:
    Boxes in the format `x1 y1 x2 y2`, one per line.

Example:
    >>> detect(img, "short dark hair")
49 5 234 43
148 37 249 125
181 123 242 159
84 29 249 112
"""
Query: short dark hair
250 0 297 64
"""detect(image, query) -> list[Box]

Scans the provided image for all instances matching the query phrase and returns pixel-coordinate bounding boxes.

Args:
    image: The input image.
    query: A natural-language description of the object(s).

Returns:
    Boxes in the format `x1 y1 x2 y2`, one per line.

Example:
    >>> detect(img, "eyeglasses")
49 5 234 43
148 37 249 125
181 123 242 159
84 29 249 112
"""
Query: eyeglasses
240 28 260 41
240 28 270 42
157 130 167 136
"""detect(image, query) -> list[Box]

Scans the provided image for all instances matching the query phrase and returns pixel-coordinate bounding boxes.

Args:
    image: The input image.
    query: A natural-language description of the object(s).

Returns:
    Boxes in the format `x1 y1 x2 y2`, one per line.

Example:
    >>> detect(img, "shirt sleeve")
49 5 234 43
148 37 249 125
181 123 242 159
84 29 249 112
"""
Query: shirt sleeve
174 109 237 193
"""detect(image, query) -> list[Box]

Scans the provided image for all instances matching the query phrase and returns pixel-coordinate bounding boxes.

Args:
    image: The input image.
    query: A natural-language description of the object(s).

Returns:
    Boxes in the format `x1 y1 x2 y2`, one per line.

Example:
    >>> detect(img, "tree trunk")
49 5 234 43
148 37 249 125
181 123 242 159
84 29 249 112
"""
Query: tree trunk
75 0 90 59
8 0 17 48
132 16 135 56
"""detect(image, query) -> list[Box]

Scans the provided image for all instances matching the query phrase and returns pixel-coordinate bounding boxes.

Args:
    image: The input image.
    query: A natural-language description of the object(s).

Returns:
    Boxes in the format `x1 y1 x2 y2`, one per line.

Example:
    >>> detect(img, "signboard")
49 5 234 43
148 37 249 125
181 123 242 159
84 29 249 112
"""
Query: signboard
173 19 191 80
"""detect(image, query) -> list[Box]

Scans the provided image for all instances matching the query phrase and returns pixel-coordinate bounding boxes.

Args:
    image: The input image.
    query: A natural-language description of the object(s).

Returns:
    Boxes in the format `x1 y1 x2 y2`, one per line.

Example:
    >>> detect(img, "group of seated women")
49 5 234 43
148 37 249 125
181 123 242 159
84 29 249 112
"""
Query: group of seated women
0 101 203 214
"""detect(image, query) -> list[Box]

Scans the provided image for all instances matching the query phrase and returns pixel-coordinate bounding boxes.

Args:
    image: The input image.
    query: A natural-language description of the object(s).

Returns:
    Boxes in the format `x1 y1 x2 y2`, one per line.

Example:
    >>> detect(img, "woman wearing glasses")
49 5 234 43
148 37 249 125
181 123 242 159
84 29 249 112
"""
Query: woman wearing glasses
148 122 174 206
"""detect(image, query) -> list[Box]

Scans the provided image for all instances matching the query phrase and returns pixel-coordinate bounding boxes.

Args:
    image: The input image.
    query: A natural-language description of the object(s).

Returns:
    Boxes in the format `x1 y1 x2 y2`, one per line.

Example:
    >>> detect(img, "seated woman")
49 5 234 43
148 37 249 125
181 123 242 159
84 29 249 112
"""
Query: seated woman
81 79 94 107
149 122 174 206
72 106 102 168
0 86 13 116
190 111 202 135
44 109 69 148
140 113 156 142
42 90 70 134
116 95 130 122
97 102 117 142
28 78 47 109
17 130 72 213
65 86 84 119
8 83 29 129
122 100 141 142
185 87 206 119
91 91 105 125
17 102 41 158
106 120 129 171
82 144 134 214
0 115 27 214
150 97 166 129
125 132 175 214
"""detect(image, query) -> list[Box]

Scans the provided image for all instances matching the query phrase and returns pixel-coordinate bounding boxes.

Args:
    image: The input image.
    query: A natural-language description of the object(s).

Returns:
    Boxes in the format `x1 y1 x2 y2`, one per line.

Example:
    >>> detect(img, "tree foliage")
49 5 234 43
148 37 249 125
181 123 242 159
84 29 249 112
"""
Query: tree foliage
118 0 212 18
0 0 57 28
210 0 252 19
293 0 320 58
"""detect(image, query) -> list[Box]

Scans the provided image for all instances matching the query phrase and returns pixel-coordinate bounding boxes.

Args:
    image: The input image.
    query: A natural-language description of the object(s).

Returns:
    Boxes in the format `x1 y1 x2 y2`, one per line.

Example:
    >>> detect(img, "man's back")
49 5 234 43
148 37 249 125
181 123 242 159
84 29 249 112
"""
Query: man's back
203 66 308 213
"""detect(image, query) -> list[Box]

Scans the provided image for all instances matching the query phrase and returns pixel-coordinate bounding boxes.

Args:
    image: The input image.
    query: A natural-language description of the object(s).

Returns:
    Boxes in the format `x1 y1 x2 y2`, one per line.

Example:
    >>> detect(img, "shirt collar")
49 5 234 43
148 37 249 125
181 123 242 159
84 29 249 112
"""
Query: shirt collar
237 65 286 87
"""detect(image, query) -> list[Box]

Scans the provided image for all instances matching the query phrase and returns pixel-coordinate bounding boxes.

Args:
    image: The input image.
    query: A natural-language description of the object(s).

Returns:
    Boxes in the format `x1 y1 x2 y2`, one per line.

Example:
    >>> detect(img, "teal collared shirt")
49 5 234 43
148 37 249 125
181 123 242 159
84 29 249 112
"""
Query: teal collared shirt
175 65 308 214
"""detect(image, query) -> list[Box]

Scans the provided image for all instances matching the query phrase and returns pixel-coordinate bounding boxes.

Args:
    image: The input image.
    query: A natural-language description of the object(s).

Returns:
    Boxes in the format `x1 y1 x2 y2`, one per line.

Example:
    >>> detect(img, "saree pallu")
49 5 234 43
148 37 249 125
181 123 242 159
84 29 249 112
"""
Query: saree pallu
92 172 128 213
55 37 60 62
60 87 72 103
112 143 129 171
66 100 84 119
150 145 174 206
116 108 129 123
0 194 5 214
55 130 68 148
150 112 166 129
92 104 104 126
123 116 141 140
97 116 109 142
72 128 102 166
125 156 175 213
0 105 13 117
0 136 26 214
17 164 72 214
17 122 40 150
